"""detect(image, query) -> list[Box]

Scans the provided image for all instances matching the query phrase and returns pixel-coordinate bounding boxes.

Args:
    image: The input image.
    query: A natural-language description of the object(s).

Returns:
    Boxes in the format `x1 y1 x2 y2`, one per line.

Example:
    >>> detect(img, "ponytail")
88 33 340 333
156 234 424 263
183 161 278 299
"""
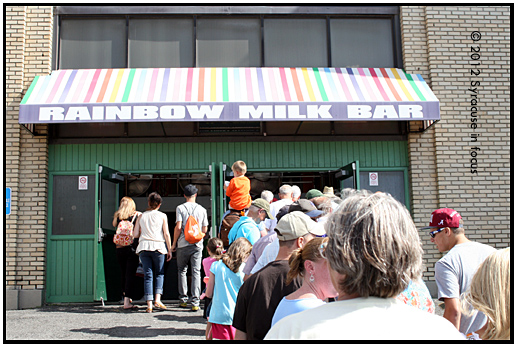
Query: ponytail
286 237 326 285
286 248 305 285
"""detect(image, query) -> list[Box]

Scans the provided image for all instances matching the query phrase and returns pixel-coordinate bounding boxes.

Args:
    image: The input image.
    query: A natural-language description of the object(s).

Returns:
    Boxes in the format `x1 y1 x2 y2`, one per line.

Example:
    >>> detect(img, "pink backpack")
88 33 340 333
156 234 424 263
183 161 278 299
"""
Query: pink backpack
113 213 138 246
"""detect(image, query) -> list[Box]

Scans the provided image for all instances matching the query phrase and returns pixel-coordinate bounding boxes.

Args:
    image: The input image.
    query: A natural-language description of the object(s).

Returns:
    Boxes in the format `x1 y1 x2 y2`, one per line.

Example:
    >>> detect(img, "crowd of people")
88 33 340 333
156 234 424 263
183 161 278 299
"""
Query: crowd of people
112 160 510 341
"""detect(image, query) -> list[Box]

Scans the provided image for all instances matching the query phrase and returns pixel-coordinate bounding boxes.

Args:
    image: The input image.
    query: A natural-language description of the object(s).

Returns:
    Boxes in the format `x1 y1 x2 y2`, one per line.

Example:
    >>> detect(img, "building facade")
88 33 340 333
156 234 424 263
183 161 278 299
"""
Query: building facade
5 6 510 309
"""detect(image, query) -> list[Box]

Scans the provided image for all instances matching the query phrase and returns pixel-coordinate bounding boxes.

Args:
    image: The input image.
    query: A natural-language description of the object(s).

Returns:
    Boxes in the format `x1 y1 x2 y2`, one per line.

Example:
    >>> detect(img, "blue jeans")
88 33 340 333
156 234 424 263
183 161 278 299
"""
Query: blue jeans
139 251 165 302
176 244 202 306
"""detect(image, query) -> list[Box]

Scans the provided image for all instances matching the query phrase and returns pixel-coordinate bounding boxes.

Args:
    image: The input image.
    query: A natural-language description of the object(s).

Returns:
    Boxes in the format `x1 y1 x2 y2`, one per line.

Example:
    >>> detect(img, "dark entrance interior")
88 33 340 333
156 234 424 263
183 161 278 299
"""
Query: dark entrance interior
103 169 345 302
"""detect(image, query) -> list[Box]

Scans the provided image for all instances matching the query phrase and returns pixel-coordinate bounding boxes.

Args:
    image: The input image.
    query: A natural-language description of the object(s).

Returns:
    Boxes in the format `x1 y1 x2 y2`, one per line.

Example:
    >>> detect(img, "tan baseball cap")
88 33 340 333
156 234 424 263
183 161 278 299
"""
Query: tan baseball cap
275 211 326 241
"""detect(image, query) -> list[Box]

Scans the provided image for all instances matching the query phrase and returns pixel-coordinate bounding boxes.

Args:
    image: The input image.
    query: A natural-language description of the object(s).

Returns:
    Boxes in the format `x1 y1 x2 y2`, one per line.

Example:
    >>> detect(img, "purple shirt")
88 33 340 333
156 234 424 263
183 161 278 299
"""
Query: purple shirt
243 230 278 275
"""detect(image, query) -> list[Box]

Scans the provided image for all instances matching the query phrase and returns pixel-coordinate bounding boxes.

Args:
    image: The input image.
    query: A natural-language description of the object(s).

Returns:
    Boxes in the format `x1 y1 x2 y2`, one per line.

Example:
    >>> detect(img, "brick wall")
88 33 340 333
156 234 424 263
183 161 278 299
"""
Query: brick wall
402 6 511 281
5 6 52 293
400 6 441 281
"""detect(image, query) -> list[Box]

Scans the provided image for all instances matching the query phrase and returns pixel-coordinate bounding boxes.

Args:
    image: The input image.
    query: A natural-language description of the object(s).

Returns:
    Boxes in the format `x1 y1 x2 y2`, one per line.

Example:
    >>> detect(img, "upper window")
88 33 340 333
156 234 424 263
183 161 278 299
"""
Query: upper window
60 19 127 69
330 18 394 68
129 18 194 68
58 15 400 70
264 19 327 67
196 18 261 67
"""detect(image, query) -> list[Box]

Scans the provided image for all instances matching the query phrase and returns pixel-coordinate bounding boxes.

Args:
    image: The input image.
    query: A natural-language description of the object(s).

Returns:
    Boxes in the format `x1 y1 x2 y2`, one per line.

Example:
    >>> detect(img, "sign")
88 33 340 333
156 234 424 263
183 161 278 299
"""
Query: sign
369 172 379 186
78 176 88 190
19 102 439 124
6 188 11 215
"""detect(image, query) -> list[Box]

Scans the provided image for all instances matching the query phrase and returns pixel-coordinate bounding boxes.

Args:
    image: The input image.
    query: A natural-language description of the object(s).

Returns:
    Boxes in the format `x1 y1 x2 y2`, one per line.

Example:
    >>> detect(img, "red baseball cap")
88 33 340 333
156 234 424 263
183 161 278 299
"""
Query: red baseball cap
420 208 463 230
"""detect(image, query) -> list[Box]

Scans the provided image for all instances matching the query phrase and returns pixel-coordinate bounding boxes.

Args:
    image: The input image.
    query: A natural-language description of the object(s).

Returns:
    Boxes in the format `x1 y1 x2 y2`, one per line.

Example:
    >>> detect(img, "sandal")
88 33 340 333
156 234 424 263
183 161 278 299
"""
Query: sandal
146 307 153 313
123 305 139 310
154 302 167 310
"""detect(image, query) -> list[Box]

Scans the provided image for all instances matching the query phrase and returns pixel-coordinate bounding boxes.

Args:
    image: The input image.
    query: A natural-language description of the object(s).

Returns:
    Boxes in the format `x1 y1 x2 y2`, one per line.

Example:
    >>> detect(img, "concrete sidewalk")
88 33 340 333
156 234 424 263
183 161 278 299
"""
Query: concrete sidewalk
5 300 207 341
6 299 445 341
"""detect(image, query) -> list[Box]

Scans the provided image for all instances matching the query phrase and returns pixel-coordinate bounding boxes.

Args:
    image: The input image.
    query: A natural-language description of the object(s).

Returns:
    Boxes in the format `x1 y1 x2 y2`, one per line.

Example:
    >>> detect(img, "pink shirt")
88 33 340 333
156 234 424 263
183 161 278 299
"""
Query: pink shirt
203 256 218 278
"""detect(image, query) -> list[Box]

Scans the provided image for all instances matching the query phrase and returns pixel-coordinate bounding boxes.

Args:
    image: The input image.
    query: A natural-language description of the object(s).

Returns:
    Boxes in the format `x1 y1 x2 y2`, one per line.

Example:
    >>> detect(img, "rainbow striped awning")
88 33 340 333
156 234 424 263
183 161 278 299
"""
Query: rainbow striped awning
19 67 439 124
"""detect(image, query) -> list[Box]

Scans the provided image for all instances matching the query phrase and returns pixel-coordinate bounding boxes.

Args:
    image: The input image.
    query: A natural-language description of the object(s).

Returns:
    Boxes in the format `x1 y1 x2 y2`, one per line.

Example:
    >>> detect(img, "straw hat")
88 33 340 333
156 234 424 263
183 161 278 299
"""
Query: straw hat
323 186 336 197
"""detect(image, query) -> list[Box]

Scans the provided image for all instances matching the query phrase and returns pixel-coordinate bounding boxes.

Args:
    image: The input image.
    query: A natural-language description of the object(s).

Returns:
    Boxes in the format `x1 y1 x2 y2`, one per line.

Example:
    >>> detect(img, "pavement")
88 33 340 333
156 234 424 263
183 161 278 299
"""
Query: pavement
5 299 446 341
5 300 207 341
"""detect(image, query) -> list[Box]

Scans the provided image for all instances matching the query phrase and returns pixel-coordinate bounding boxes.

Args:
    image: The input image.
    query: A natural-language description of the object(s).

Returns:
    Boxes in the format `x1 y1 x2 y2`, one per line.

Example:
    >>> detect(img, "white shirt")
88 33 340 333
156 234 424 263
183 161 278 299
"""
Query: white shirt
268 198 293 233
136 210 168 254
265 297 465 340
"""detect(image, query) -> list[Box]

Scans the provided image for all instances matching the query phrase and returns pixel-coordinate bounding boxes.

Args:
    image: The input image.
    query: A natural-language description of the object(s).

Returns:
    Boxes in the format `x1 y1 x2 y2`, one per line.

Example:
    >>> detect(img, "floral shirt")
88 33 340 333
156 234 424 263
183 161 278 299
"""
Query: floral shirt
396 279 435 314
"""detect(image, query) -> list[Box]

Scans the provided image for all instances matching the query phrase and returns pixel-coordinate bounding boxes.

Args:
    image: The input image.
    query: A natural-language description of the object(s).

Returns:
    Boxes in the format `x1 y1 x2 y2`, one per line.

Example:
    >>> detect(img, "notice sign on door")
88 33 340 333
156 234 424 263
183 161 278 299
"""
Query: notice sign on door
78 176 88 190
369 172 379 186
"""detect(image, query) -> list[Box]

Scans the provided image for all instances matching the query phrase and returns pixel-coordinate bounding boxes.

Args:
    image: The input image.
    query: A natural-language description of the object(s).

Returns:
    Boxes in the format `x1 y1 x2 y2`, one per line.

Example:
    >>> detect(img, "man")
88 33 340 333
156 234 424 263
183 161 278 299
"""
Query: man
291 185 301 201
233 211 326 340
421 208 495 335
265 192 464 340
248 199 323 276
227 198 272 246
172 184 208 311
266 184 294 234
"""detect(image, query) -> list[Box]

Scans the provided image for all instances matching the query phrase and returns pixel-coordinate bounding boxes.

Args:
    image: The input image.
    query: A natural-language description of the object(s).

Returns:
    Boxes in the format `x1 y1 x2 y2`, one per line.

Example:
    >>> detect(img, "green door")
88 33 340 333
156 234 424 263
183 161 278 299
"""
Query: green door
47 174 97 303
210 162 217 237
336 161 361 190
94 164 124 302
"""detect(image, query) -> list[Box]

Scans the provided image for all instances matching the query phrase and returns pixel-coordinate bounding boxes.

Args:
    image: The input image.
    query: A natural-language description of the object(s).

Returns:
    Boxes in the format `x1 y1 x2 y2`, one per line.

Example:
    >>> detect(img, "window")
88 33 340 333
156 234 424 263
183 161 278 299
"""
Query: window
330 18 395 68
196 18 261 67
52 175 95 235
58 15 400 70
129 18 194 68
264 18 327 67
60 18 126 69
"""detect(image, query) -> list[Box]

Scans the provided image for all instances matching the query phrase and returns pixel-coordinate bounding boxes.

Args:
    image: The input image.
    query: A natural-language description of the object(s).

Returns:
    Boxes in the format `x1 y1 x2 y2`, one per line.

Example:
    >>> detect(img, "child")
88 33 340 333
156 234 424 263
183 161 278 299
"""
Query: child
226 160 251 212
201 238 224 340
205 237 252 340
219 161 252 246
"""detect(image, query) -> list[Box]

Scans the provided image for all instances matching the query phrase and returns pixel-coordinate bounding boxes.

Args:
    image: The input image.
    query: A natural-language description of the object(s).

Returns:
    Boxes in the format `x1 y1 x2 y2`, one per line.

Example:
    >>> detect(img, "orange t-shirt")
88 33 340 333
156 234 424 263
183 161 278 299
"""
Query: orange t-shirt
226 176 251 210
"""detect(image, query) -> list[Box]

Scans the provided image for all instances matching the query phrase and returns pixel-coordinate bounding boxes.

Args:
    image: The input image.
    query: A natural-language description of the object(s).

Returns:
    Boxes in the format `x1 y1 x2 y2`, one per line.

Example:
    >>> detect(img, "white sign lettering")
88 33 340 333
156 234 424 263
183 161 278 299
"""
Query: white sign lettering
36 104 429 122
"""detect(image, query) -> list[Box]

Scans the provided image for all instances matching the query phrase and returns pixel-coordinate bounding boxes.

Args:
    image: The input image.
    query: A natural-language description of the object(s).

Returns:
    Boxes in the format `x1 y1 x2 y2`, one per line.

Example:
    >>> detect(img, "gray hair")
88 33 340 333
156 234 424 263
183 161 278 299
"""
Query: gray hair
278 184 293 197
291 185 301 200
325 190 423 298
340 188 358 200
261 190 274 203
317 197 333 215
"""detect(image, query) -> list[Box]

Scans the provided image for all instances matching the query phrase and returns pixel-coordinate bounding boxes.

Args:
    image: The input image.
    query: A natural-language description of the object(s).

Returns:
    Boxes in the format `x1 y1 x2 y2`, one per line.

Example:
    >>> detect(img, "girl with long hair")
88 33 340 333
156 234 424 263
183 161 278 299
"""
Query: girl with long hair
112 196 141 310
205 237 252 340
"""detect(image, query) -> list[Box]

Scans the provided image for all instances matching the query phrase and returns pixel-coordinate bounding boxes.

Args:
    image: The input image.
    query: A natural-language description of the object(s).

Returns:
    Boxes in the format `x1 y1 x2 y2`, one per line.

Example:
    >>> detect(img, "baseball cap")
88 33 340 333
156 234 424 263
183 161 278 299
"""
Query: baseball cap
275 211 326 241
289 199 324 218
306 189 324 200
420 208 463 230
183 184 198 197
251 198 273 219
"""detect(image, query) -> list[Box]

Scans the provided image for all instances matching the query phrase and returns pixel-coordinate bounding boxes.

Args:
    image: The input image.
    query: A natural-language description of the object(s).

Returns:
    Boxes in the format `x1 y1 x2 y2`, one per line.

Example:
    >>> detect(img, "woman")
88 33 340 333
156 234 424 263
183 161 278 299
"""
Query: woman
271 237 338 327
266 191 465 340
133 192 172 313
462 248 510 340
112 196 141 310
205 237 252 340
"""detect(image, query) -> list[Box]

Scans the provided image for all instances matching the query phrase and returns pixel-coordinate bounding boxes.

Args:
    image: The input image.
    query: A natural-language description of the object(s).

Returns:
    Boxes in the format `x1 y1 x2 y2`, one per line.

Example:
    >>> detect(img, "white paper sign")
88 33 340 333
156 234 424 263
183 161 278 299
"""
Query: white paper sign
78 176 88 190
369 172 379 186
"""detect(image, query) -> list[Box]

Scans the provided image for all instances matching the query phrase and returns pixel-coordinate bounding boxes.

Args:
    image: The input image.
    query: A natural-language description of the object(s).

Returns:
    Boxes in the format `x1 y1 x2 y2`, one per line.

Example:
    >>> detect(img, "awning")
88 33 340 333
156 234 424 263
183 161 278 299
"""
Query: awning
19 67 439 124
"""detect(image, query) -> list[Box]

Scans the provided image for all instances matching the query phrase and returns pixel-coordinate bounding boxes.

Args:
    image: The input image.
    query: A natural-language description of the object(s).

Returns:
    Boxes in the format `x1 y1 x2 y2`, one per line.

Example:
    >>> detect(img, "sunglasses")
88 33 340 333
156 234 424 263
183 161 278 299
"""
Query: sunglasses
319 241 328 259
429 227 445 239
